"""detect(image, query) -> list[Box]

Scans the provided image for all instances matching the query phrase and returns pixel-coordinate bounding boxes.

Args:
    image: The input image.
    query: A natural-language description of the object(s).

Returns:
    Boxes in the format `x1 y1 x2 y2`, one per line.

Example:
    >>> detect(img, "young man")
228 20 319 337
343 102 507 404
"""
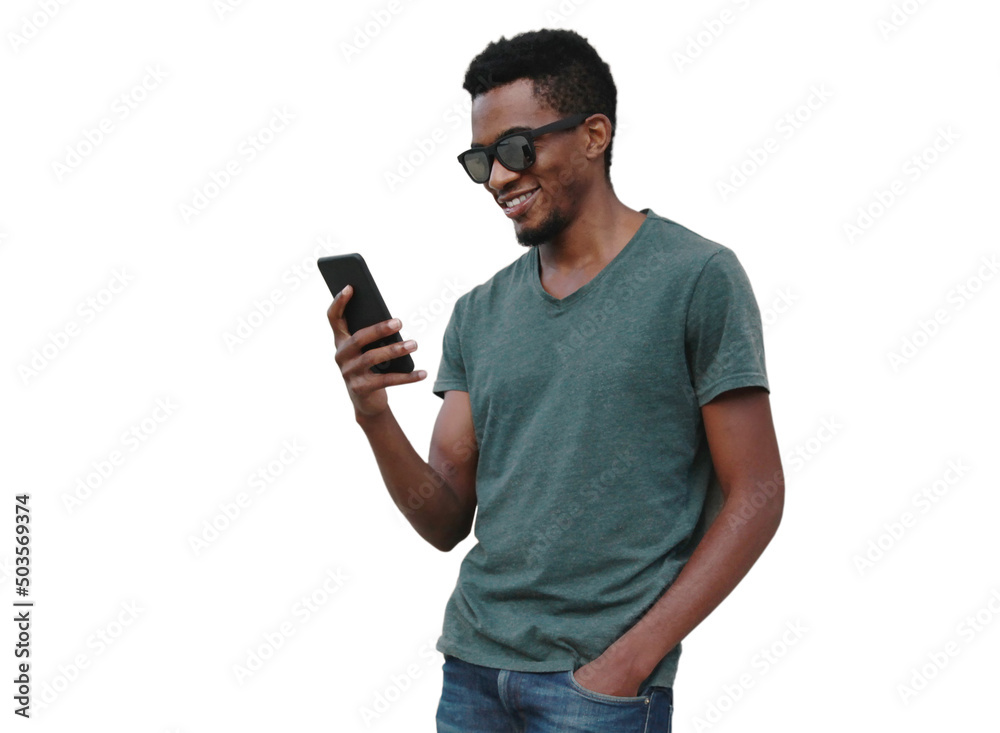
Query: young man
328 29 783 733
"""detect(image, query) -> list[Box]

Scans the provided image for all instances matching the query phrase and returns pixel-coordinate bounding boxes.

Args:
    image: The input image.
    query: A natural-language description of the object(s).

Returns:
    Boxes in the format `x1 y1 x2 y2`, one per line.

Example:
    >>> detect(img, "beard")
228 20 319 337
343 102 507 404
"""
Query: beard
514 207 572 247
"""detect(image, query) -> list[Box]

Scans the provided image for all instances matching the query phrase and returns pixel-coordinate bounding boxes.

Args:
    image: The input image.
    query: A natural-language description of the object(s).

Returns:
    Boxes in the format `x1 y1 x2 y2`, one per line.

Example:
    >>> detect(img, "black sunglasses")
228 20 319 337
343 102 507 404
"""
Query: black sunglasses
457 113 593 183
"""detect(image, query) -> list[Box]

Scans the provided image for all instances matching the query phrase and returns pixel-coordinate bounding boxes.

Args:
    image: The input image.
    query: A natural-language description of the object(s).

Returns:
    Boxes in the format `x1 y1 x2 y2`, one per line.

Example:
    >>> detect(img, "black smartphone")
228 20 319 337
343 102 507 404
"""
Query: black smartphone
318 253 414 374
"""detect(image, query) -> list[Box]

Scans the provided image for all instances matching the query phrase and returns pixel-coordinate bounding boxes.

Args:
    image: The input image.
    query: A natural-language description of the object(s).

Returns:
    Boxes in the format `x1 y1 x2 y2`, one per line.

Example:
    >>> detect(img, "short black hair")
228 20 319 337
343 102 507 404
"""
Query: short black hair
463 29 617 181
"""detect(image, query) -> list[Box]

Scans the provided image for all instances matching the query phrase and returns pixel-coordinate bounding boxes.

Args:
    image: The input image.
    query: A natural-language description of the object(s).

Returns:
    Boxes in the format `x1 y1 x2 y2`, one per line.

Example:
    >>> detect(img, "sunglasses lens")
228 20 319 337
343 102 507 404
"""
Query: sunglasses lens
461 151 491 182
460 134 535 182
496 135 532 170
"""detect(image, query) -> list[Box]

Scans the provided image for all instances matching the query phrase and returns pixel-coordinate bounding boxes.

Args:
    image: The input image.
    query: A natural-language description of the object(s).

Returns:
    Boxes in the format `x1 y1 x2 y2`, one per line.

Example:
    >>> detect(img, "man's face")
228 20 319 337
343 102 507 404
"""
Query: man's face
468 79 589 247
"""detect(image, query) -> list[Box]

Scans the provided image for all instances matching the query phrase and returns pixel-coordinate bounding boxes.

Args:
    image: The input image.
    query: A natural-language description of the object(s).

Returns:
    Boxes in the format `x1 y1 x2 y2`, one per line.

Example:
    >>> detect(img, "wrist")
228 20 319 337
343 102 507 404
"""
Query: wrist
606 633 659 686
355 408 391 431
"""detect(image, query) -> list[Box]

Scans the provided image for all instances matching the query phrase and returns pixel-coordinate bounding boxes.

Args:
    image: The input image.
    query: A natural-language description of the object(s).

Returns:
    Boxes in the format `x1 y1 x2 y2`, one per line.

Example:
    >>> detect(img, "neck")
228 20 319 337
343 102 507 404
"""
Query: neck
538 186 646 275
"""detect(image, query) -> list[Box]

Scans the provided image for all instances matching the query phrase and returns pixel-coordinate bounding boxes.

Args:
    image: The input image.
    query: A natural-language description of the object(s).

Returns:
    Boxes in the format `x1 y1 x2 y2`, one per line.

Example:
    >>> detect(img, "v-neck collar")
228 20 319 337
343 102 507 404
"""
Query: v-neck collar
530 209 653 308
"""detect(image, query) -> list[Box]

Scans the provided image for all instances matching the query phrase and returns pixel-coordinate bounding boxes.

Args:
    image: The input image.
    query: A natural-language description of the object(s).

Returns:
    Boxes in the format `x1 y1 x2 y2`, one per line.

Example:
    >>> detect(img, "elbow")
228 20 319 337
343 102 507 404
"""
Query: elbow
764 481 784 538
432 517 473 553
436 504 475 552
434 539 458 553
758 474 784 532
767 498 783 538
728 471 783 536
433 529 469 553
431 531 457 552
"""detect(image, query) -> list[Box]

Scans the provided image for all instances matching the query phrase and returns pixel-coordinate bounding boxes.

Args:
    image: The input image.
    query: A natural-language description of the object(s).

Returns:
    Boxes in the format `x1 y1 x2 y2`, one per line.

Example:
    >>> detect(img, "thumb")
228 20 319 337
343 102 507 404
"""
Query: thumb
326 284 353 338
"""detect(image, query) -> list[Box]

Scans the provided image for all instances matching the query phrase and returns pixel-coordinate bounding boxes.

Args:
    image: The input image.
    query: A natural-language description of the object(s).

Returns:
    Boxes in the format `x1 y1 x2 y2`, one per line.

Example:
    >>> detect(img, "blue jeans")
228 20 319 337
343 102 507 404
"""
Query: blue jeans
436 654 673 732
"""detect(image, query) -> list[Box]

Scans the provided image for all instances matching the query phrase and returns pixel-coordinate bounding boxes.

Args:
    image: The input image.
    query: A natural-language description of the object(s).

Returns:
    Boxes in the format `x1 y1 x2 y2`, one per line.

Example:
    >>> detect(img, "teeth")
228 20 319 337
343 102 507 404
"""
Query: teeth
505 191 533 208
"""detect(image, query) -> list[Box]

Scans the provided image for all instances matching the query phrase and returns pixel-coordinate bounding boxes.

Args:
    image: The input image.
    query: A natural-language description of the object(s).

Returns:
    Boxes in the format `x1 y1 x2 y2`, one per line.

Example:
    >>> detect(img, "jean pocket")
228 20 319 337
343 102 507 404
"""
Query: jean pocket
565 670 651 705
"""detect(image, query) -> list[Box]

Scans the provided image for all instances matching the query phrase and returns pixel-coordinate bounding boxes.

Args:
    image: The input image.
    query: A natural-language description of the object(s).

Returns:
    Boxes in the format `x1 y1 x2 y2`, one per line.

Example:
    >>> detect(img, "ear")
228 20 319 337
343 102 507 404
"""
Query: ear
583 114 613 163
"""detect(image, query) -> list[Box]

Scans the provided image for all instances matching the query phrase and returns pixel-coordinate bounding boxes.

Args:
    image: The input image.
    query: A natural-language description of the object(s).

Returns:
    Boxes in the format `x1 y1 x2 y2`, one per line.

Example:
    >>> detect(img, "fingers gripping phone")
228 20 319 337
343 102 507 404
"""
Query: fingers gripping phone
318 253 415 374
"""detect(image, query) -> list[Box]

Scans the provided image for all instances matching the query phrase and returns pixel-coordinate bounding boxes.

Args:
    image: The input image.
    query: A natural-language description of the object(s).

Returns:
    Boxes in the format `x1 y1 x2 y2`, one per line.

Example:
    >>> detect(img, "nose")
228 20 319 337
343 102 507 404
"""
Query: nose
486 155 519 193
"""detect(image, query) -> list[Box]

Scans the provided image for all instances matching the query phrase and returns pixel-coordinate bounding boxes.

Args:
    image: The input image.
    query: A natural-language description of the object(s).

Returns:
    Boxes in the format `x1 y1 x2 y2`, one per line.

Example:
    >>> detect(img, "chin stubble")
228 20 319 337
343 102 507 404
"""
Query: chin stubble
514 208 572 247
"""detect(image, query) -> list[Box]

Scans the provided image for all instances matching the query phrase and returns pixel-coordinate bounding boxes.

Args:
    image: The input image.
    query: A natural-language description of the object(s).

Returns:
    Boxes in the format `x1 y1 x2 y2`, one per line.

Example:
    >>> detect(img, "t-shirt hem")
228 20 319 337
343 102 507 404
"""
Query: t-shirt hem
697 373 769 406
436 639 577 673
435 638 680 688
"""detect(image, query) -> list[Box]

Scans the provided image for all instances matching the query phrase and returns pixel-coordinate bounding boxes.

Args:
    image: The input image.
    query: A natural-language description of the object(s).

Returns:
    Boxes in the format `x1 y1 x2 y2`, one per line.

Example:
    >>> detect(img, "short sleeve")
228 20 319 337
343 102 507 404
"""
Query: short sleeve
432 296 469 399
684 248 769 406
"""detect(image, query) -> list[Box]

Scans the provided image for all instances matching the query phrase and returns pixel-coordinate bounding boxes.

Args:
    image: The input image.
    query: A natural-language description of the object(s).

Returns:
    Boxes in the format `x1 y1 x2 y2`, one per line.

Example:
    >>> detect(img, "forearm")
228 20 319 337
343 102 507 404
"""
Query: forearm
589 485 783 685
355 409 471 551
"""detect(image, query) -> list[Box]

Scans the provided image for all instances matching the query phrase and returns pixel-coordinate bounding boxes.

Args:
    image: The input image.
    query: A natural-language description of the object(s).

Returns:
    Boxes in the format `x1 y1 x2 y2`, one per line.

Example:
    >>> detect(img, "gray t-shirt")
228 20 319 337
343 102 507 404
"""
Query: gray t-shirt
431 208 769 690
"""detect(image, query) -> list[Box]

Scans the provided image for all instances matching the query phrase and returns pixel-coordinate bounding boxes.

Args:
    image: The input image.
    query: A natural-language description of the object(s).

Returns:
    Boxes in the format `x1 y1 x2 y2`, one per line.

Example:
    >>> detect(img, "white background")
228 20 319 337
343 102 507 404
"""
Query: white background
2 0 998 731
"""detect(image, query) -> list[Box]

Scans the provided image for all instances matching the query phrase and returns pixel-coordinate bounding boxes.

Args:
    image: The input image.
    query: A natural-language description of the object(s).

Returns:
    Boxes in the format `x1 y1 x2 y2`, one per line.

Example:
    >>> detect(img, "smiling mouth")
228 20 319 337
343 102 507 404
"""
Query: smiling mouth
501 188 539 218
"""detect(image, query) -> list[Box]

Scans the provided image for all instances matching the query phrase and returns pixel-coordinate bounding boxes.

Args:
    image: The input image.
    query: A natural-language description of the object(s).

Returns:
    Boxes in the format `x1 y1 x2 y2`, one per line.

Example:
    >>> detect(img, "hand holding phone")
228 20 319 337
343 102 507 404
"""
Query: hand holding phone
321 254 427 419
